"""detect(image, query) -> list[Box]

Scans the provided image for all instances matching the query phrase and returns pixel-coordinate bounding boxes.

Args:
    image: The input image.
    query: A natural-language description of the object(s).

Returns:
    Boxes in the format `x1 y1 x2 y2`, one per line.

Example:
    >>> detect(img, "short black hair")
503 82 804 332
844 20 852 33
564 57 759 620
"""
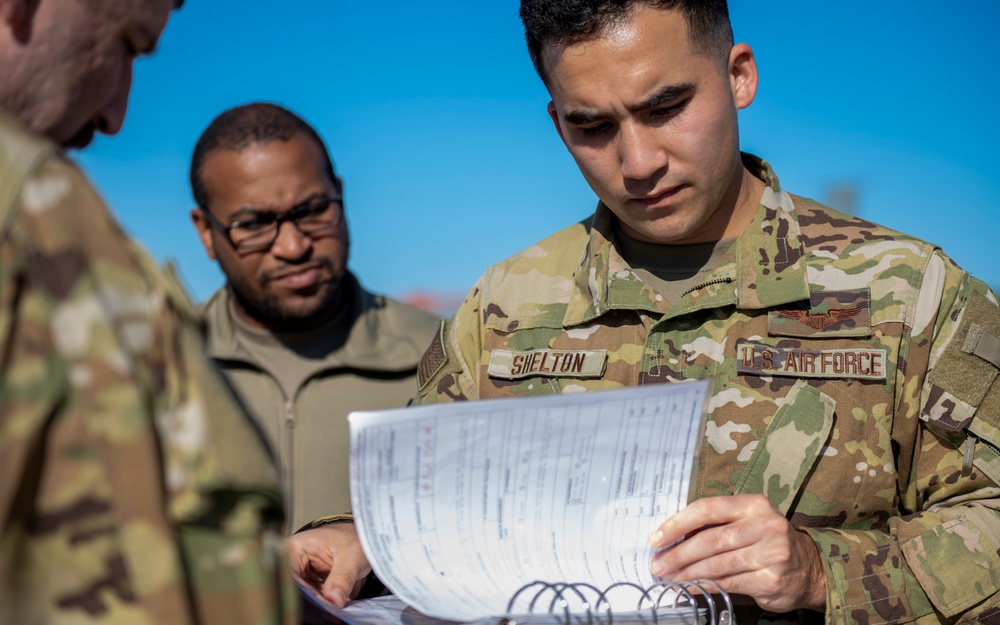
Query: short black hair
189 102 337 210
520 0 733 86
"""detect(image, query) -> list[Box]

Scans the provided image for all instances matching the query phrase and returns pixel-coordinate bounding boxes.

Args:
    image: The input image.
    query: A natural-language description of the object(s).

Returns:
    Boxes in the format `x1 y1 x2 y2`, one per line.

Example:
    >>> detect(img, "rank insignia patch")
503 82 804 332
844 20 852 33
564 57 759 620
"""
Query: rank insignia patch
775 307 863 329
768 289 872 338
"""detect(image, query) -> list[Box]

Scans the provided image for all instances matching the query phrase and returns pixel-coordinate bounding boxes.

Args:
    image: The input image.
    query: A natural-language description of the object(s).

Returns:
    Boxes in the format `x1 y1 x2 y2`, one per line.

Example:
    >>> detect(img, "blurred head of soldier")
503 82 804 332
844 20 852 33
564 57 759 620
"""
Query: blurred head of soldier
520 0 759 245
0 0 179 148
190 103 349 332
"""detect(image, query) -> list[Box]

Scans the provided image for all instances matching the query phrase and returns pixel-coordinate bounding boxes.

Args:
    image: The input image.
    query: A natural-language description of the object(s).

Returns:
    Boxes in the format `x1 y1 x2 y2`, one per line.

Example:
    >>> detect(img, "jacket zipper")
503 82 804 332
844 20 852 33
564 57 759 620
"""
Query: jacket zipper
681 277 734 298
283 399 296 531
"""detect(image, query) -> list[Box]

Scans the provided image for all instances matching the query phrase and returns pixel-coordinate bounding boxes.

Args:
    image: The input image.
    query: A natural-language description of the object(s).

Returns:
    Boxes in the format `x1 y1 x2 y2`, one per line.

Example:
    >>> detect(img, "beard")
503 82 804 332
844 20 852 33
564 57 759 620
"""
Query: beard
64 123 96 150
227 257 345 329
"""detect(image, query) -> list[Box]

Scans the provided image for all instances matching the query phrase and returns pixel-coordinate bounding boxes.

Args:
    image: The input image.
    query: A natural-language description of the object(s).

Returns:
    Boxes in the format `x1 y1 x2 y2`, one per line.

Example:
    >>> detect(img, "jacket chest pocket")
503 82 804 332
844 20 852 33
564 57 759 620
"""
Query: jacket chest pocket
730 379 835 515
710 291 901 523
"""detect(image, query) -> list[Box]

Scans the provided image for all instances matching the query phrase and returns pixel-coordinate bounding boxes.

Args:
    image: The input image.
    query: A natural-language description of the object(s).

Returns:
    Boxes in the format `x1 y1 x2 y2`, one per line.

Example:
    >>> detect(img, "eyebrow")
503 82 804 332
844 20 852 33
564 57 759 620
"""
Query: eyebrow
230 193 329 221
562 82 696 126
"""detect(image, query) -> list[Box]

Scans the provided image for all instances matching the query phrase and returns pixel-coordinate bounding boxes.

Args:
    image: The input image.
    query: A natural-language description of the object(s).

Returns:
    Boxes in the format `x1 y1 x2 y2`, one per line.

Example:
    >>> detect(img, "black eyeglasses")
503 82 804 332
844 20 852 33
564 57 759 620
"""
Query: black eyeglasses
200 196 343 252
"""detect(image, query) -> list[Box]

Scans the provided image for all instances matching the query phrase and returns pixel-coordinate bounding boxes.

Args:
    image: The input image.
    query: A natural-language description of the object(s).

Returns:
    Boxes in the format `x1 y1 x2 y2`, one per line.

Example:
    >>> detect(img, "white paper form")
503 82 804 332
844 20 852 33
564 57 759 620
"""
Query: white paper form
349 380 710 622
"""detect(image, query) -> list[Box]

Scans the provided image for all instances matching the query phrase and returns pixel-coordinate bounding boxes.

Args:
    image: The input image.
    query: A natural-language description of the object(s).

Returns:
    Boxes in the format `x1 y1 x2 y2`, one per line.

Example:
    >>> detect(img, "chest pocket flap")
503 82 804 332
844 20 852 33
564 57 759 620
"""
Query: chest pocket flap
734 380 835 515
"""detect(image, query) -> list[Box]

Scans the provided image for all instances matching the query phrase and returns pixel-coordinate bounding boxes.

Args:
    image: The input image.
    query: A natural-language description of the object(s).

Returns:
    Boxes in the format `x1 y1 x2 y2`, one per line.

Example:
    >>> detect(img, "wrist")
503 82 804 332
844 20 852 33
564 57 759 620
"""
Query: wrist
796 528 828 612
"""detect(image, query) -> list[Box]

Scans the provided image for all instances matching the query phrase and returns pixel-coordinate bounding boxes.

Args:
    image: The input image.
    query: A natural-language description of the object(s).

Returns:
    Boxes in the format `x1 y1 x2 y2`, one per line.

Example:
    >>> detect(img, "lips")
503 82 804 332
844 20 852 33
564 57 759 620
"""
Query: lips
630 184 685 208
266 264 325 290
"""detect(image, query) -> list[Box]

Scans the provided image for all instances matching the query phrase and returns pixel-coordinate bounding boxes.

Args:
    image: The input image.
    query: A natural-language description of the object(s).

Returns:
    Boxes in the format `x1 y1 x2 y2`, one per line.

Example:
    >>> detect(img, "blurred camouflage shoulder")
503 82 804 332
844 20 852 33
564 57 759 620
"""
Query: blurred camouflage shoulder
0 110 297 624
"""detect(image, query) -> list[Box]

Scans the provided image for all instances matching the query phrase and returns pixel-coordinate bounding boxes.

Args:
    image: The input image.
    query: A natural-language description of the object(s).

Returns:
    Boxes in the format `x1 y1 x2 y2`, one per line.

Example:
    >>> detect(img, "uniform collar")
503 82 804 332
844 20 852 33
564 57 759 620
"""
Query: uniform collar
204 270 425 374
564 153 810 327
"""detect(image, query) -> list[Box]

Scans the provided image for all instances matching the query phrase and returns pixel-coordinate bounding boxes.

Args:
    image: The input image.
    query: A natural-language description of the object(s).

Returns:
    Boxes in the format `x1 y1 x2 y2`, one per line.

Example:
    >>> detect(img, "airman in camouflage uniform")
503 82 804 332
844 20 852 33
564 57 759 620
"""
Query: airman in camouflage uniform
0 1 296 623
416 154 1000 623
288 1 1000 621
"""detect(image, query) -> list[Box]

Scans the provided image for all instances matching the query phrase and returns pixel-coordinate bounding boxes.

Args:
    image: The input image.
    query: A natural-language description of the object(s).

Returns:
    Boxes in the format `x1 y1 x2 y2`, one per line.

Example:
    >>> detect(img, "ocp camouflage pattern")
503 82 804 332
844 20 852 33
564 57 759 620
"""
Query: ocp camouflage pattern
0 111 298 624
417 154 1000 624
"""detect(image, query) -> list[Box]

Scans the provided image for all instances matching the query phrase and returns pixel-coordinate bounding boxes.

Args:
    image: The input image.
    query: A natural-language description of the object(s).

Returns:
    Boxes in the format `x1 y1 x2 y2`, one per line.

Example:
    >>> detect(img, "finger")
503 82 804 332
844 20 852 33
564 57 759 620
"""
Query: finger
649 498 739 547
653 536 758 582
650 494 780 548
320 562 370 607
319 547 371 606
285 535 328 577
321 571 352 607
682 568 800 614
289 555 319 582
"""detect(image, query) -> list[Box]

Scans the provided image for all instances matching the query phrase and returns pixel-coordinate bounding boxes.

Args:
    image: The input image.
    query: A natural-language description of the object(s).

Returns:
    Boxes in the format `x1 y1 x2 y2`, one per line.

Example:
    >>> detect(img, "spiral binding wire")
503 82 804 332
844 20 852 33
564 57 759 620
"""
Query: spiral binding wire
502 580 734 625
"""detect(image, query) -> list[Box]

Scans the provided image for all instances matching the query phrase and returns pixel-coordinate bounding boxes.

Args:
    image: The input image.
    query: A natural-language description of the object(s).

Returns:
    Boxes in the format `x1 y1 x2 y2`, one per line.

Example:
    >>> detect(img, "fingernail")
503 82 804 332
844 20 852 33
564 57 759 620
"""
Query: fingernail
651 559 667 578
327 589 347 605
648 530 663 546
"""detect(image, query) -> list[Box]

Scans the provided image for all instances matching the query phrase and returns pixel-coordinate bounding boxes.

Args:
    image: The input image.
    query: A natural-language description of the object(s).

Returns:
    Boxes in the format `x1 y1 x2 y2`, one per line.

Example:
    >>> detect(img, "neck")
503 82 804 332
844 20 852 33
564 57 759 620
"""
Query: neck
229 283 350 334
720 162 766 241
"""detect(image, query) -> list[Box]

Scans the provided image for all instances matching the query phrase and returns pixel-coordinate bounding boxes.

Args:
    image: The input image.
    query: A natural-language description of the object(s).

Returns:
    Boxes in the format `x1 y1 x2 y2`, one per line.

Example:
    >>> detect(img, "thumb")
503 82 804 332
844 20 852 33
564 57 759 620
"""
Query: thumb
321 569 360 607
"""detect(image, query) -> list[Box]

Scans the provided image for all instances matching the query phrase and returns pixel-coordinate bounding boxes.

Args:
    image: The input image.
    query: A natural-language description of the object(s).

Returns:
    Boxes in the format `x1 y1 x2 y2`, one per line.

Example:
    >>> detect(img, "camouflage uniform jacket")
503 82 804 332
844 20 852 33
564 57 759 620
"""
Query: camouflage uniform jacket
203 272 439 530
0 110 297 624
416 154 1000 624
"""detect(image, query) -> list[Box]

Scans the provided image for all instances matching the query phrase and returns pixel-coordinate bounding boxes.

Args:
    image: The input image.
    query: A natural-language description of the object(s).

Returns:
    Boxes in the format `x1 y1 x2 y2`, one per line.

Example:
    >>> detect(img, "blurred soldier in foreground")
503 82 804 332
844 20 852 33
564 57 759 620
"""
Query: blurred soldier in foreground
289 0 1000 622
0 1 296 623
189 103 438 530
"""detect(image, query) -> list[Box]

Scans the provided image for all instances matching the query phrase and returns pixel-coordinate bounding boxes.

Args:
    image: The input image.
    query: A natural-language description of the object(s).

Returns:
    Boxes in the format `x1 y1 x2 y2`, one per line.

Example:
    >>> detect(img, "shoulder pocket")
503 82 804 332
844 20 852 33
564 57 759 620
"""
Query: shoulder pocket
921 288 1000 483
922 290 1000 432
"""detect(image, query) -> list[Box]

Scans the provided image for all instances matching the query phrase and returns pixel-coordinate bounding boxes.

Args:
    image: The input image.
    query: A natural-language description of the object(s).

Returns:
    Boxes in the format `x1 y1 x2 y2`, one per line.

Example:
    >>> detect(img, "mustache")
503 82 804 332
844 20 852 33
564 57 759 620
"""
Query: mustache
258 256 335 286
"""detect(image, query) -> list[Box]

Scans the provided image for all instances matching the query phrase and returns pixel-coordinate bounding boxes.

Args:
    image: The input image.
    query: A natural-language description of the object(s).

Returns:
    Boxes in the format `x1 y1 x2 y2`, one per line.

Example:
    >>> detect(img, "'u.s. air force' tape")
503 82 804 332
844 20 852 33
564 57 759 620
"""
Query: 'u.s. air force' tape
737 341 887 381
488 348 607 380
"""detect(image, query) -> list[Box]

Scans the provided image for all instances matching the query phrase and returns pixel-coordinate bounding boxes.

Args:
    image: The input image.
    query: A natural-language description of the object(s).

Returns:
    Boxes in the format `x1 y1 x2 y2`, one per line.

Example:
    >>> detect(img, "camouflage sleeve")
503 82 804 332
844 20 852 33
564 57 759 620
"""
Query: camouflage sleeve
803 251 1000 624
0 157 297 624
414 276 486 404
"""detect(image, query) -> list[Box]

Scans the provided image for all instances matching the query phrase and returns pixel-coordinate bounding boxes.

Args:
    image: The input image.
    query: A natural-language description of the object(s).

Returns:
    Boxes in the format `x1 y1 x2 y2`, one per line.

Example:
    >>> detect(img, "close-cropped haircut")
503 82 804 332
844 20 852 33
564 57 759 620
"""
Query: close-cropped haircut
189 103 337 211
520 0 733 86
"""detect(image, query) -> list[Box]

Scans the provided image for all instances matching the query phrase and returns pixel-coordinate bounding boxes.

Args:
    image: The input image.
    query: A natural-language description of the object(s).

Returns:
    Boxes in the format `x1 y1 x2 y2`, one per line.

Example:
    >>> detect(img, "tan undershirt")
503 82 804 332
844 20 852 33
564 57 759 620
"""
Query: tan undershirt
615 227 735 305
230 298 351 400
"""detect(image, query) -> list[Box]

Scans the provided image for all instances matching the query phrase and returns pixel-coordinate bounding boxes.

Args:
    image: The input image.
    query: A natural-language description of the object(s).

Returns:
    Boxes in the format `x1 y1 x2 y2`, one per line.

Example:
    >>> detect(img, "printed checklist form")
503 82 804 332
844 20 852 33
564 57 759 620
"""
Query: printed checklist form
348 380 711 622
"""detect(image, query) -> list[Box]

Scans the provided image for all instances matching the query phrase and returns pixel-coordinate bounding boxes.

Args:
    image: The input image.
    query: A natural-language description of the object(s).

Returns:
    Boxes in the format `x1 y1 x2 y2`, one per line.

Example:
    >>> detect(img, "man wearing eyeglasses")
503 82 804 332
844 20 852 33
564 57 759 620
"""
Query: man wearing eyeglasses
189 103 439 532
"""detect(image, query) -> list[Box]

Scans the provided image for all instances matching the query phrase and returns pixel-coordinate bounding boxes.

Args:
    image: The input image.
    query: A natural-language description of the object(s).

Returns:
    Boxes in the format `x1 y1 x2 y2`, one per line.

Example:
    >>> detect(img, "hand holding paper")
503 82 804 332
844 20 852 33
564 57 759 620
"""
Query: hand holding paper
648 494 826 612
286 522 371 607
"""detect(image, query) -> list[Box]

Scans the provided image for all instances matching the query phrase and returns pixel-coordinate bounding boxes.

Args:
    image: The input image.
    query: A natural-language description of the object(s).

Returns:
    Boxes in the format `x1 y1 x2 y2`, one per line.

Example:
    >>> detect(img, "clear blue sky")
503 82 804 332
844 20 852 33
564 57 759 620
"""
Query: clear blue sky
77 1 1000 302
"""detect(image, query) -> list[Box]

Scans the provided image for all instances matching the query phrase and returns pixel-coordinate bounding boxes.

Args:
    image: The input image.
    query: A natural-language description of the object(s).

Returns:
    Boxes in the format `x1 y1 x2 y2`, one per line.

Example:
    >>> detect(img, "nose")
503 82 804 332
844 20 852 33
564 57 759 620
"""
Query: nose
269 219 313 261
618 123 667 184
96 59 134 136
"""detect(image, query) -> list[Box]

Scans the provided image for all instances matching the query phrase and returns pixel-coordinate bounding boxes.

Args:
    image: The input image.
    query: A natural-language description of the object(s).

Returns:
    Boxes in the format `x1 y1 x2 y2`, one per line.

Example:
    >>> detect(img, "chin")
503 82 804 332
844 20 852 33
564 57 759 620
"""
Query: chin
63 124 96 150
283 293 341 321
621 220 690 244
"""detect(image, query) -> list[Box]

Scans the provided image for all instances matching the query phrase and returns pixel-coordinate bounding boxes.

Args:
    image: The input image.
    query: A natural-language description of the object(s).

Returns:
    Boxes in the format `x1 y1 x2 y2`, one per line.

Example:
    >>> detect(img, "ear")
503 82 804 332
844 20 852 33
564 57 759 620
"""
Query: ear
190 208 218 261
332 175 347 227
728 43 758 110
546 100 568 144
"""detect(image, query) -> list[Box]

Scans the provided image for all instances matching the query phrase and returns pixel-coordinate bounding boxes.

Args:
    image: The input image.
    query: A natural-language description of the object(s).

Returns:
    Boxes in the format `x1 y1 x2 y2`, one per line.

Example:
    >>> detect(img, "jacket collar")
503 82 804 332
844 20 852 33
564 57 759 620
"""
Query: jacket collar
564 153 810 328
203 271 425 374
